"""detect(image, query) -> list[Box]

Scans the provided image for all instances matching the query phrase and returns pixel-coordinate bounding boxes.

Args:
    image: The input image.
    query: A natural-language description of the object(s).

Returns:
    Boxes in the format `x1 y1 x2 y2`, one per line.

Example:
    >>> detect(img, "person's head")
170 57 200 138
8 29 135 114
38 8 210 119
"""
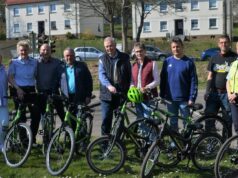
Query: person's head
170 37 184 58
218 35 231 54
40 43 51 60
63 47 75 65
104 37 117 57
133 42 146 61
17 40 30 59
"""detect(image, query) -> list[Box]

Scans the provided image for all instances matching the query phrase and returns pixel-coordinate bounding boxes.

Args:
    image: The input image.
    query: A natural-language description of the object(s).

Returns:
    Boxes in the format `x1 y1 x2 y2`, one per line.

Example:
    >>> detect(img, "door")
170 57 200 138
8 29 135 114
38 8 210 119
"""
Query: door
175 19 184 36
38 21 45 36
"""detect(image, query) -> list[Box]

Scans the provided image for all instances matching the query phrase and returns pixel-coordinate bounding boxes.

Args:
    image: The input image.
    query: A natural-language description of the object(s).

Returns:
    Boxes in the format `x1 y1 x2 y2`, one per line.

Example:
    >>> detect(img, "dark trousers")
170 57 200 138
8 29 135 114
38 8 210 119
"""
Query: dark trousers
230 103 238 133
101 95 121 135
12 86 41 143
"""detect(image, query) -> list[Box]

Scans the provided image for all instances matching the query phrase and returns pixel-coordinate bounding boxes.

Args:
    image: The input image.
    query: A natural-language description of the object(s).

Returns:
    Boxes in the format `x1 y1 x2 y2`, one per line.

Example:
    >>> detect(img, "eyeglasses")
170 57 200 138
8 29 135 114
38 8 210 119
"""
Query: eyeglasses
135 50 144 53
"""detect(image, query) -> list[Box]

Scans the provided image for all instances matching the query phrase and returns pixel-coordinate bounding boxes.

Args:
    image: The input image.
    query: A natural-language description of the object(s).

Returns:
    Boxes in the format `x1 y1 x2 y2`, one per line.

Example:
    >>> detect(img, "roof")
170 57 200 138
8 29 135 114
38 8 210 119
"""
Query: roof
6 0 49 5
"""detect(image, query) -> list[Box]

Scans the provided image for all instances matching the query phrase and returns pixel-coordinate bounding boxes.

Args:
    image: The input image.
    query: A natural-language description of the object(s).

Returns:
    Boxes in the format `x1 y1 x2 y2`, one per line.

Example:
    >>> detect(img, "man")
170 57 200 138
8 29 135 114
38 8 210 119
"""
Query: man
36 43 65 122
204 35 237 137
60 47 93 130
160 37 198 131
99 37 131 135
8 40 40 146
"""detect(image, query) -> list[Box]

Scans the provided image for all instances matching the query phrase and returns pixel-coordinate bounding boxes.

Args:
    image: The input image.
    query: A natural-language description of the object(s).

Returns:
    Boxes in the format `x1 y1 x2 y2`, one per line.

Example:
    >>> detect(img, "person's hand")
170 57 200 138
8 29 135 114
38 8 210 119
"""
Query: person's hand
107 85 117 94
188 100 194 106
16 87 25 100
228 93 237 103
85 97 91 105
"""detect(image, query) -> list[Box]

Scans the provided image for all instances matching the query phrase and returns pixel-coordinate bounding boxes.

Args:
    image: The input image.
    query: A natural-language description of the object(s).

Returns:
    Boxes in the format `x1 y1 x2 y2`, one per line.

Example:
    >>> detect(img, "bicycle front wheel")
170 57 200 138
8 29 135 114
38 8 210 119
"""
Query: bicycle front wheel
3 123 33 168
46 126 75 176
86 136 126 175
42 113 54 155
192 132 223 170
214 135 238 178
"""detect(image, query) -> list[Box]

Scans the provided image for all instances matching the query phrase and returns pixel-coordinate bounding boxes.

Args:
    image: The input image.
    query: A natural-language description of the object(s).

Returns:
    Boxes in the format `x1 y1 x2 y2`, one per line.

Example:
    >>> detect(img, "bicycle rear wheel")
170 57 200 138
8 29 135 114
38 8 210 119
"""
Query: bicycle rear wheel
46 126 75 176
86 136 126 175
3 123 33 168
192 132 223 170
214 135 238 178
195 115 229 140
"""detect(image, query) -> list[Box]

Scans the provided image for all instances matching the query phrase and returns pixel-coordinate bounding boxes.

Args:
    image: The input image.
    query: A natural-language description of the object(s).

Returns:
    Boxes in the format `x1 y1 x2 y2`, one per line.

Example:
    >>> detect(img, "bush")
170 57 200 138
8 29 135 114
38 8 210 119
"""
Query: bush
80 31 96 40
0 33 6 40
66 32 76 39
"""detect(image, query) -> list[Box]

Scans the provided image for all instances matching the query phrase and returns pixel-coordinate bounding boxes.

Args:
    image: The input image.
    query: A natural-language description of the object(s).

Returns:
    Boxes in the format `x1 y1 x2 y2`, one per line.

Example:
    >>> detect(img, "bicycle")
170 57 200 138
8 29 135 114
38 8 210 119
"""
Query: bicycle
214 134 238 178
86 93 160 175
2 96 33 168
46 96 100 176
140 97 224 178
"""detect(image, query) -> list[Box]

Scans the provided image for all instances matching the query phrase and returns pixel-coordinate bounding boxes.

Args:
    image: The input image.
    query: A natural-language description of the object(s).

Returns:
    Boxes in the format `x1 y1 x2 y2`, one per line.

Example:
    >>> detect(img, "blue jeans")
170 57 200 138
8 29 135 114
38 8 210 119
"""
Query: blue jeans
205 92 232 136
101 97 121 135
135 101 152 119
0 106 9 146
230 103 238 133
167 101 190 131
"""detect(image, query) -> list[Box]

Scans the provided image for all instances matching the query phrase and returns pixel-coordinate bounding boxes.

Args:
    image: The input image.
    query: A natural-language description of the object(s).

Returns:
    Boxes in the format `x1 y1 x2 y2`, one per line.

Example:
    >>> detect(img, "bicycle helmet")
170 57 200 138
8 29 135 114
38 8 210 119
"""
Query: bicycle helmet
127 87 143 103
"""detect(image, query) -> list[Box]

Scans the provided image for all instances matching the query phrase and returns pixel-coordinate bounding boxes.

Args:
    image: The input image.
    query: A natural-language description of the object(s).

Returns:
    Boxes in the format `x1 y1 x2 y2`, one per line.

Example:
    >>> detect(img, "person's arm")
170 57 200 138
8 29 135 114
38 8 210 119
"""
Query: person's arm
159 60 167 98
189 61 198 104
145 61 159 89
226 71 236 103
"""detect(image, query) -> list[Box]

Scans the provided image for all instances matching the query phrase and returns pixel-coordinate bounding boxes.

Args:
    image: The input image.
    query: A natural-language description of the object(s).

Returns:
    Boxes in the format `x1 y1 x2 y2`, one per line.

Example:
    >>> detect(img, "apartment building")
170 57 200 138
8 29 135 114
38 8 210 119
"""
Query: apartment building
5 0 104 39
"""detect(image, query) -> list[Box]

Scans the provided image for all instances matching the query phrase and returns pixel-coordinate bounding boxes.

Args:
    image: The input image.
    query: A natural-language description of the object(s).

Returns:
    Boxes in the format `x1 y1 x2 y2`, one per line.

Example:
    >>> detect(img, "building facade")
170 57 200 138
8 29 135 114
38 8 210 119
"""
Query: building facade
132 0 233 39
5 0 104 39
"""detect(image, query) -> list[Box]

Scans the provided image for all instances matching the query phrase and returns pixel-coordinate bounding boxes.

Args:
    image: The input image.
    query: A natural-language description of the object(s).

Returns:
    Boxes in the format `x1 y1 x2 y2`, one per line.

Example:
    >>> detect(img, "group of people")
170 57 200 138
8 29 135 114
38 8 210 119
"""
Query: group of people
1 34 238 152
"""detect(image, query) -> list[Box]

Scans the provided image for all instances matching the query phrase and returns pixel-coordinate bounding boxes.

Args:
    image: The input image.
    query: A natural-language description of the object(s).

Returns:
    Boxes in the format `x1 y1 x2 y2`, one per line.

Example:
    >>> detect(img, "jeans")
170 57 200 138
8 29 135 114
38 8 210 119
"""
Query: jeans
205 92 232 136
0 106 9 146
101 96 121 135
230 103 238 133
167 101 190 131
135 101 152 119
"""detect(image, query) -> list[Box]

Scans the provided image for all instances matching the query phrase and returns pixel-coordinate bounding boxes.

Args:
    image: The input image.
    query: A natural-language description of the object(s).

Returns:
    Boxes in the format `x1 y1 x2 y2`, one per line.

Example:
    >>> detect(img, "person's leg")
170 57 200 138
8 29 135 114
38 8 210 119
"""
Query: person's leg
54 99 65 122
0 106 9 150
167 101 179 131
135 103 145 119
220 93 232 137
178 101 190 128
101 100 113 135
230 103 238 134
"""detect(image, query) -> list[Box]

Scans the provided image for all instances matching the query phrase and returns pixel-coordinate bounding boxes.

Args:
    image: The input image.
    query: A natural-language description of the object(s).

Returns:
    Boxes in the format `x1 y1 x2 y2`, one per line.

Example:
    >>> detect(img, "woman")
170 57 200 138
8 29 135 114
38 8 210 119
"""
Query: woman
131 42 159 118
0 54 9 151
8 40 40 146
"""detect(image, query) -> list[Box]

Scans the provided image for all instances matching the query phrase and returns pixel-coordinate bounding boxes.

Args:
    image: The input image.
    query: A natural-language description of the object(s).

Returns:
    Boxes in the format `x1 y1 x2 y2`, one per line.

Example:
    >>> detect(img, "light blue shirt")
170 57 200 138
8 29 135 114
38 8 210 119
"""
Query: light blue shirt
66 65 75 94
0 65 8 106
8 56 37 86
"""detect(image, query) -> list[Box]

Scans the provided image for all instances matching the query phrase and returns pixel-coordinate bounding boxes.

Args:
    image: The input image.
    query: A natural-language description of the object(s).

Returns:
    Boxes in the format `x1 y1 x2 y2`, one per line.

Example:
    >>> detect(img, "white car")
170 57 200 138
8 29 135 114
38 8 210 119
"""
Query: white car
74 47 103 61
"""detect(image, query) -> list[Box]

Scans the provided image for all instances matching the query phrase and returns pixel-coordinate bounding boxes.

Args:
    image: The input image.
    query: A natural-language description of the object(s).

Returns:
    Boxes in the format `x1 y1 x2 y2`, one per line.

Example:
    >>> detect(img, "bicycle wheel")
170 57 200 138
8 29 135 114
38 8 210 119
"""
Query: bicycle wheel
86 136 126 175
192 132 223 170
3 123 33 168
127 118 159 158
46 126 75 176
214 135 238 178
140 140 160 178
42 113 54 155
195 115 229 140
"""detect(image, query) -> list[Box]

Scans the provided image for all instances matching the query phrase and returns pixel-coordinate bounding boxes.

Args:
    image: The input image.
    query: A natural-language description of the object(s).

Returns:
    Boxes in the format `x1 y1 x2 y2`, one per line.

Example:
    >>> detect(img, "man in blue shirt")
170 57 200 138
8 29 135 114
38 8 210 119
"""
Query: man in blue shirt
160 37 198 131
8 40 41 146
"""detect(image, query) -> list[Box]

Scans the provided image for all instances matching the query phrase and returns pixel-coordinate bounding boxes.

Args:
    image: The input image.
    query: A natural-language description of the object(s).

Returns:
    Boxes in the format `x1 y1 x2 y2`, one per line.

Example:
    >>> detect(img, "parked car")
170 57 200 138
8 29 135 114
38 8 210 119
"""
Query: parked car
131 45 170 61
74 47 103 61
200 47 220 61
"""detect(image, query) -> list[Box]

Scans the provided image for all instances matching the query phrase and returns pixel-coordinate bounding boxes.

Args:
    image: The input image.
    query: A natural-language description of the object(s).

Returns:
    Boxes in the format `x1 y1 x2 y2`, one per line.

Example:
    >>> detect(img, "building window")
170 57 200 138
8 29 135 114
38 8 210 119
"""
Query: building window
144 4 152 12
14 24 20 33
51 21 57 30
65 20 71 29
64 3 71 11
209 18 217 29
160 2 167 12
26 6 33 15
175 1 183 11
27 23 32 32
209 0 217 9
13 8 19 16
160 21 167 31
191 19 199 30
143 22 151 32
191 0 199 10
38 5 44 14
50 4 56 13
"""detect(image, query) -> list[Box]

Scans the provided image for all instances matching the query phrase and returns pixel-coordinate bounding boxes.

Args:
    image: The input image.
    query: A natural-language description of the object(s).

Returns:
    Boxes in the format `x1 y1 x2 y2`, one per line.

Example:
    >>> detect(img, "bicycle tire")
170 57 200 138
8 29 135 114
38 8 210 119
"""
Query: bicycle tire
127 118 159 158
86 136 126 175
191 132 223 170
42 113 54 155
46 126 75 176
140 139 160 178
195 115 229 140
214 134 238 178
3 122 33 168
